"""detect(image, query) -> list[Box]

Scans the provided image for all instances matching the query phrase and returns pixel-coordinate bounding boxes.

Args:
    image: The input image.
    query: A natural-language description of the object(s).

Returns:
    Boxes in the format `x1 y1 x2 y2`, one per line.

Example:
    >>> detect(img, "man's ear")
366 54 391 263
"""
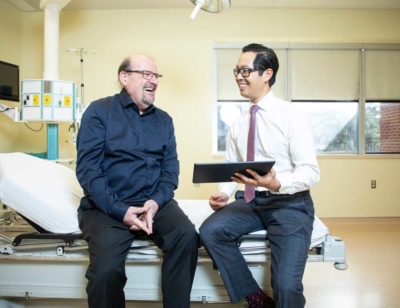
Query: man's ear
119 72 127 86
264 68 273 83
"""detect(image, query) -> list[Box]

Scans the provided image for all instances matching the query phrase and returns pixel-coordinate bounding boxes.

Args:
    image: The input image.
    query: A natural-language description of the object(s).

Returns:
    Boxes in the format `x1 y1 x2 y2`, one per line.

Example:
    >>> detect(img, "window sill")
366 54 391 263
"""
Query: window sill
212 153 400 159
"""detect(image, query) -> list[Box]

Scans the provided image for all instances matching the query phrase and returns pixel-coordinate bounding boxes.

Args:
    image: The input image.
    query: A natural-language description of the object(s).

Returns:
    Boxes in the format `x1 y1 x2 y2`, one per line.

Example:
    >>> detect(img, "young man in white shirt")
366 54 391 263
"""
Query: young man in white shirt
199 44 320 308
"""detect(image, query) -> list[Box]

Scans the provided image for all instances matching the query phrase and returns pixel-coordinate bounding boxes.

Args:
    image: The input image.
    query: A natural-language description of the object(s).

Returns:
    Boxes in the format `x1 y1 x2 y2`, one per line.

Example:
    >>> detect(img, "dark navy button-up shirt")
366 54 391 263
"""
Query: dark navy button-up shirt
76 89 179 222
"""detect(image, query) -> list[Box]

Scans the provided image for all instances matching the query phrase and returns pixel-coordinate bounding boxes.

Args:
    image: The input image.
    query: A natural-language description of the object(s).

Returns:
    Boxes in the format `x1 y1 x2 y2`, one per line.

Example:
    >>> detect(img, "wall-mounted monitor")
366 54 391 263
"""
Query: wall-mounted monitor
0 60 20 102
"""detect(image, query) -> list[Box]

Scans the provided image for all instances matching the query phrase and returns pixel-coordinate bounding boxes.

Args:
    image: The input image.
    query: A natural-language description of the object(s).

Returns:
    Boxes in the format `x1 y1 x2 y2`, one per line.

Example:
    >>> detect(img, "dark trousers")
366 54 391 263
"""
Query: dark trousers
199 190 314 308
78 198 199 308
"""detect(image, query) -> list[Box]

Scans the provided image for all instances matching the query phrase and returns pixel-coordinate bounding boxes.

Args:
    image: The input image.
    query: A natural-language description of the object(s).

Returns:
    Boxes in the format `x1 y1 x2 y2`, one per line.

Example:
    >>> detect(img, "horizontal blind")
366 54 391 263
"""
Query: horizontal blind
291 50 359 101
217 48 285 101
366 50 400 100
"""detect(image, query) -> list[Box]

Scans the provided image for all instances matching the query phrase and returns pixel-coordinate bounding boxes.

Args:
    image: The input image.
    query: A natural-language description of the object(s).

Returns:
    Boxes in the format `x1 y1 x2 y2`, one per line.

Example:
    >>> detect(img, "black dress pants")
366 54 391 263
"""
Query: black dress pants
78 198 199 308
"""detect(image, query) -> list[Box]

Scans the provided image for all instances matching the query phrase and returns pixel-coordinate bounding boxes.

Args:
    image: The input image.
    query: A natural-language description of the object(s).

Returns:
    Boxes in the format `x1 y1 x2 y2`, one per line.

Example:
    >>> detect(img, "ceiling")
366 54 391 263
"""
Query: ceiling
6 0 400 12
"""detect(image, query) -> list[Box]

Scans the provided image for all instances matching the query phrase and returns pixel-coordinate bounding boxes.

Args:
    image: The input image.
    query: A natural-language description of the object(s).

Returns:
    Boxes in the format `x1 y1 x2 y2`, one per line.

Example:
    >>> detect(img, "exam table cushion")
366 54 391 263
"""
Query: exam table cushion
0 153 329 246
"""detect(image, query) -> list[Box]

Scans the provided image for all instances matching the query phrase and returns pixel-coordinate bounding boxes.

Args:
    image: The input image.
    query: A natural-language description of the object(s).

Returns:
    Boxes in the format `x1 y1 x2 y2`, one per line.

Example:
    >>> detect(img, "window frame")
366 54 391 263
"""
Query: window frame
213 42 400 158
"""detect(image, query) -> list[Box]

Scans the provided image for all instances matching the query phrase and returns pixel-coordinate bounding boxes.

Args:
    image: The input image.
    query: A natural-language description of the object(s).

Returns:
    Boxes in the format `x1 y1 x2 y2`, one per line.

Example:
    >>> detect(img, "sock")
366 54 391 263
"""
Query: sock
245 288 272 308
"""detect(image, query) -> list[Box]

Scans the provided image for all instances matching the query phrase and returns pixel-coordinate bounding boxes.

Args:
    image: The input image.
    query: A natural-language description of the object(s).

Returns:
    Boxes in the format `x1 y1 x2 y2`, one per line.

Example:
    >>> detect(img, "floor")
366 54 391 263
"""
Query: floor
302 218 400 308
1 217 400 308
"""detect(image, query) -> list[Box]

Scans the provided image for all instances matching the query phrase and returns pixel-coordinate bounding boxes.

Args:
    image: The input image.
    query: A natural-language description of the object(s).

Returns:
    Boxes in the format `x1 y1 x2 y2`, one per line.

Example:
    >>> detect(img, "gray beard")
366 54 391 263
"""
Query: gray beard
142 96 153 106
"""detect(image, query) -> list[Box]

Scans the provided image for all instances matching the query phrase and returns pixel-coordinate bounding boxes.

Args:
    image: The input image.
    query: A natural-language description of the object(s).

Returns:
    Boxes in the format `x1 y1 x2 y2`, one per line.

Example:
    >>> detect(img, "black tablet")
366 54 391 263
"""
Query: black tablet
193 161 275 183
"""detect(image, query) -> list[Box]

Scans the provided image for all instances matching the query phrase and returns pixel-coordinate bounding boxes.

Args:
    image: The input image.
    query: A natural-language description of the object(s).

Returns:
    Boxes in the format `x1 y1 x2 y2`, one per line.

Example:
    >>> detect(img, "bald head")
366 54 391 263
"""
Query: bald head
118 54 155 85
118 54 160 112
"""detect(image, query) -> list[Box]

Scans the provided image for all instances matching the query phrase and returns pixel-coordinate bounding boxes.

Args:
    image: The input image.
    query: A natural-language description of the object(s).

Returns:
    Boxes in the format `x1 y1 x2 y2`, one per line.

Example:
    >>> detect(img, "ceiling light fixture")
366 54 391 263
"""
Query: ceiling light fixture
190 0 231 20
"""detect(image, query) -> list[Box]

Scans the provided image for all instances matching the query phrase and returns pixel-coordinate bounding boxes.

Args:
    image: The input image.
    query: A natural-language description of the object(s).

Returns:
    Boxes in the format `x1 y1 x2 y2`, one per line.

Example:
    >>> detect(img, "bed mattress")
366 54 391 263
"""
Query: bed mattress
0 153 329 253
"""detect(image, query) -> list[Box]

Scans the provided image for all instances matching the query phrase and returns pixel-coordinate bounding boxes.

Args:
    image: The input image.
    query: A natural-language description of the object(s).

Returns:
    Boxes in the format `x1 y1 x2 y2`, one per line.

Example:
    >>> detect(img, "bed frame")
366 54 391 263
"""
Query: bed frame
0 208 347 304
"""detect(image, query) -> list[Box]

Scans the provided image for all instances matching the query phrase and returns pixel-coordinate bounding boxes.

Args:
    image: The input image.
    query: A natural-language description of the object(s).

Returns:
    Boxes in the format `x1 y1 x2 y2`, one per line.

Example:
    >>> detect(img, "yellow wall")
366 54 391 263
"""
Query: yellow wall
0 0 22 152
7 7 400 217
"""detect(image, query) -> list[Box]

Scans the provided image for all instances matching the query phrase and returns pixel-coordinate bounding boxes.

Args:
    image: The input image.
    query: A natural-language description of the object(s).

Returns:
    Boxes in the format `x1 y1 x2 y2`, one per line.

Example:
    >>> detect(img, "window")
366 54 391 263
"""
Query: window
365 102 400 153
295 102 358 153
216 101 249 152
213 43 400 156
365 49 400 154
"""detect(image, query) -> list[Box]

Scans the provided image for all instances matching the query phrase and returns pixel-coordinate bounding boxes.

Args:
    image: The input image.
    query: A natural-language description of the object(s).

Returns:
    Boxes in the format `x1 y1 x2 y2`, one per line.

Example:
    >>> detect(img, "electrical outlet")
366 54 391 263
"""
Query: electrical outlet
371 180 376 189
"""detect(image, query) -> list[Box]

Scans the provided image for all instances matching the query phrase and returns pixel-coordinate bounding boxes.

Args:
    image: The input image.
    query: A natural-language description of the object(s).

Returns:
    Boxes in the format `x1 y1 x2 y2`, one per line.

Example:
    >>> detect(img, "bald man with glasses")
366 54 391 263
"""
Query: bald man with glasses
76 54 198 308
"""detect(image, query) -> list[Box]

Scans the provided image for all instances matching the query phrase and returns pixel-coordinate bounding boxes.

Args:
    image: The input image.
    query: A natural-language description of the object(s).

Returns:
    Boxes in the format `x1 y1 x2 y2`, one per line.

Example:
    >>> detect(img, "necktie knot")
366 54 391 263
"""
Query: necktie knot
251 104 260 115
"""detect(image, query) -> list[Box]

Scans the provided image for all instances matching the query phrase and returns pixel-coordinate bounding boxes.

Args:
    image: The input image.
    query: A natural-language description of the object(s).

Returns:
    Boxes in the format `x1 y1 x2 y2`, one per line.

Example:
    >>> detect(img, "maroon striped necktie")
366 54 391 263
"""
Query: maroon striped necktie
244 104 260 203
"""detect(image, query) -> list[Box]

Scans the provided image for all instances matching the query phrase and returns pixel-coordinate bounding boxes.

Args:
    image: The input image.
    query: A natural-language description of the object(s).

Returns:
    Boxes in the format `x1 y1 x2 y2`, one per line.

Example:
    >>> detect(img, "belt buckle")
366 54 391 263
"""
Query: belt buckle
256 190 270 198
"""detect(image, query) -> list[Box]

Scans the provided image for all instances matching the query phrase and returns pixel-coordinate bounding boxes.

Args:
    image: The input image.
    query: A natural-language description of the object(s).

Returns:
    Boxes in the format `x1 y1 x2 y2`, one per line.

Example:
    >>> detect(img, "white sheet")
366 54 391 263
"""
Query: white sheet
0 153 329 246
0 153 82 233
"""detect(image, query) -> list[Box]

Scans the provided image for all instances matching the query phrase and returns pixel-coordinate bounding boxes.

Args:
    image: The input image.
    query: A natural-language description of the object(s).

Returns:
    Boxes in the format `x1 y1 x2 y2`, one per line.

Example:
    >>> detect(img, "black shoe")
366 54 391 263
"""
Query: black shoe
265 296 275 308
248 296 275 308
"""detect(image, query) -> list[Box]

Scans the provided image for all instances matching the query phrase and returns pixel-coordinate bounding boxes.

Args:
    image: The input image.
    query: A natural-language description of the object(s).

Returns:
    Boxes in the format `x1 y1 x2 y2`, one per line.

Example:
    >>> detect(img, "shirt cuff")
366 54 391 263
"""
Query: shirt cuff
110 201 130 223
277 175 307 195
219 182 238 199
276 174 293 194
151 182 175 209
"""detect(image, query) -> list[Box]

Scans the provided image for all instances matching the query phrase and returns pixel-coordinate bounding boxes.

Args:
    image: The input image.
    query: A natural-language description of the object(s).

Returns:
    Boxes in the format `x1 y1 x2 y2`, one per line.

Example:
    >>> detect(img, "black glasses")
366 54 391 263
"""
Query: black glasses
125 70 163 81
233 68 260 77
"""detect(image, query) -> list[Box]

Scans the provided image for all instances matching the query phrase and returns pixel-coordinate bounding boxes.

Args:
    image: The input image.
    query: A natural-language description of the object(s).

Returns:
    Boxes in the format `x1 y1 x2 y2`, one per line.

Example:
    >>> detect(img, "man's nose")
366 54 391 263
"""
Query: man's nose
235 73 244 81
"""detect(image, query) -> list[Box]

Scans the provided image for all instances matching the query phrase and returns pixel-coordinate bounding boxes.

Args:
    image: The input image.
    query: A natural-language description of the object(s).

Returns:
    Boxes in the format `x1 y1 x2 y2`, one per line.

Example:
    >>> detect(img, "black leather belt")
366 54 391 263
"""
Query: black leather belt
255 190 275 197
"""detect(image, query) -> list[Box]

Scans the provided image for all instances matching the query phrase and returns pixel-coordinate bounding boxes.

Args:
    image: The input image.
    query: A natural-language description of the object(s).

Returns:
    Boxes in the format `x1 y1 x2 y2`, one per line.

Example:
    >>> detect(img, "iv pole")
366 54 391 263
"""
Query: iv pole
65 47 96 144
66 47 96 109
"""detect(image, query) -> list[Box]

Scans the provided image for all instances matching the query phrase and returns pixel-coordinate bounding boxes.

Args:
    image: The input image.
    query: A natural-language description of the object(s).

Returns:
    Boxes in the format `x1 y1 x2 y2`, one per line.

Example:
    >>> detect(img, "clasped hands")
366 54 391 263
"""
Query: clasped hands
209 168 281 211
122 200 159 235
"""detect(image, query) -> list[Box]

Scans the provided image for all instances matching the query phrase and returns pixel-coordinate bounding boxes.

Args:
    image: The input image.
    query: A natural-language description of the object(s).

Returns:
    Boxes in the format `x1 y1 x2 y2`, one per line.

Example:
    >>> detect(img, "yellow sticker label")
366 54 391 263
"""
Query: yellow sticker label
44 94 51 106
64 96 71 107
33 94 40 106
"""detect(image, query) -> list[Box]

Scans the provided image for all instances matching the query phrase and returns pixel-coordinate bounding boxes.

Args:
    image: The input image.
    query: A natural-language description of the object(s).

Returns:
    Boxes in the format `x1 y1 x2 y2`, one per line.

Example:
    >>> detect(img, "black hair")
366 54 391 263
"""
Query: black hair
242 43 279 87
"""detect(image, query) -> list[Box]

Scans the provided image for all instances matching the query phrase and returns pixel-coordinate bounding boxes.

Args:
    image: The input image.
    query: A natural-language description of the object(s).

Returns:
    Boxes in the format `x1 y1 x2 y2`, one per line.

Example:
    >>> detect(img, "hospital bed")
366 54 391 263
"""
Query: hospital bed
0 153 347 304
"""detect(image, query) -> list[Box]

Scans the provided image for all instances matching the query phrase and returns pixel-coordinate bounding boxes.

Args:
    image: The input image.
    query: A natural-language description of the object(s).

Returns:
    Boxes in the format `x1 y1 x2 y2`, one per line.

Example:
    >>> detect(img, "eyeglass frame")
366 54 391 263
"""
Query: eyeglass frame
124 70 163 81
233 68 261 78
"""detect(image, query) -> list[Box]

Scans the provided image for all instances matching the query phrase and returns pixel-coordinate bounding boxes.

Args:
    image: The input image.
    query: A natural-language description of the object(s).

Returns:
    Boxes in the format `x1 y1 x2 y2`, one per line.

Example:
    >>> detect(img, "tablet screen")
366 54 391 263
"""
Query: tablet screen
193 161 275 183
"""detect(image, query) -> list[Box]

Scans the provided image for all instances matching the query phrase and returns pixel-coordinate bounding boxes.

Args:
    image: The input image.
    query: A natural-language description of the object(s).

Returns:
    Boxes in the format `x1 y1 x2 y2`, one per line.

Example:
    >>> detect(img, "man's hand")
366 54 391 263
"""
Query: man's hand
232 168 281 192
123 206 150 234
129 200 159 234
209 192 229 211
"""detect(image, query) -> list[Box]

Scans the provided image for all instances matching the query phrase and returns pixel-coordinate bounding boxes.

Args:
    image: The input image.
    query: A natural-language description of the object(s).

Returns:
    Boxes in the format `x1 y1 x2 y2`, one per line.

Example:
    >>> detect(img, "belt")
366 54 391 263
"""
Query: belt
254 190 276 197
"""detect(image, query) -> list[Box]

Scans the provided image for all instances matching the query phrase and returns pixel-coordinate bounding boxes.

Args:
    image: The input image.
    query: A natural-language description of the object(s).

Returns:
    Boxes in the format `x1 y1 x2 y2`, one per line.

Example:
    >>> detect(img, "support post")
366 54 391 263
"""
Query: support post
47 123 59 160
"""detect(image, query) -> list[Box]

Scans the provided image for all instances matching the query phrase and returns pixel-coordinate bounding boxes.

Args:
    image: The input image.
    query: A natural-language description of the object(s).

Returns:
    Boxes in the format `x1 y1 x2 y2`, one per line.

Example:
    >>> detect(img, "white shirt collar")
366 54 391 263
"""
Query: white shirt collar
250 90 276 112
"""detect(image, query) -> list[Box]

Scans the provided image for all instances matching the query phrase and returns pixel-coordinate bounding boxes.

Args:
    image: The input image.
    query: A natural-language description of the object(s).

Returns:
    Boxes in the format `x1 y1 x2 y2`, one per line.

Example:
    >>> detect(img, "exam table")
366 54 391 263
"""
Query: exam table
0 153 347 304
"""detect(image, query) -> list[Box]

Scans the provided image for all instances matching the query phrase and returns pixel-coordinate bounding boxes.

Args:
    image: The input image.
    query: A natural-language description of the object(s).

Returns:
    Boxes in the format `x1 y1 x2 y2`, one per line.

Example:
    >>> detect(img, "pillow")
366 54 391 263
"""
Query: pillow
0 153 83 233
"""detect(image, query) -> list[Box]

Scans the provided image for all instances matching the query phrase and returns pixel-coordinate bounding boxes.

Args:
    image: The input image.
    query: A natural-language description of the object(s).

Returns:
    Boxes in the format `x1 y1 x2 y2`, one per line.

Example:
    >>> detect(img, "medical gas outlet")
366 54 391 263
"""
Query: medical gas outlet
20 80 77 122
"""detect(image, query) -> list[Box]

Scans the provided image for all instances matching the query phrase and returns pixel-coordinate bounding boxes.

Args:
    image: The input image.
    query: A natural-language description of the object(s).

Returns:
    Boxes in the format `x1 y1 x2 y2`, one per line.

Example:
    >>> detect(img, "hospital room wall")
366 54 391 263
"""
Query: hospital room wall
16 8 400 218
0 1 22 153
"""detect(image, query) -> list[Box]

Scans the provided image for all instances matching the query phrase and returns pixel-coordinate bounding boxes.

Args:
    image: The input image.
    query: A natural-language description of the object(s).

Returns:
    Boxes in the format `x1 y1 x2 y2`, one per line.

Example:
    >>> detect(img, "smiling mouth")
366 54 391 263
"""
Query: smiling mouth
144 87 155 93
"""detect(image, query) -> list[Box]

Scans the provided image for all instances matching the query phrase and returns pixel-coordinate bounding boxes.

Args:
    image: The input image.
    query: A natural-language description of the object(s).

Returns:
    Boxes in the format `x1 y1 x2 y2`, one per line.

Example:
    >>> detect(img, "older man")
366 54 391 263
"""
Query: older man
76 54 198 308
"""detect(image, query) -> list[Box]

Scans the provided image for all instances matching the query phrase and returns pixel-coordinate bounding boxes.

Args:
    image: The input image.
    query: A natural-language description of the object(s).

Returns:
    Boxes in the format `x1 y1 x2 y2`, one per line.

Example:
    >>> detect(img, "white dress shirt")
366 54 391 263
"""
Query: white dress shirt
220 91 320 198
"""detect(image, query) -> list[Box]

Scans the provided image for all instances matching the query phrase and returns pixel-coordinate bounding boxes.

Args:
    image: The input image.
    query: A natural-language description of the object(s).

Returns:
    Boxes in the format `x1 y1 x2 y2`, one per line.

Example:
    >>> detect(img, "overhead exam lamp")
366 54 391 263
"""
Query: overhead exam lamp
190 0 231 20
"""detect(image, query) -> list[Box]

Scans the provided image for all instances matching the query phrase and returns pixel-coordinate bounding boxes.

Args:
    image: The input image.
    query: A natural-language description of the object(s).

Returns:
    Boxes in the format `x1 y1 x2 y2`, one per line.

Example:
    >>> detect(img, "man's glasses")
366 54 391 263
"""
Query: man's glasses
233 68 260 77
125 70 163 81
